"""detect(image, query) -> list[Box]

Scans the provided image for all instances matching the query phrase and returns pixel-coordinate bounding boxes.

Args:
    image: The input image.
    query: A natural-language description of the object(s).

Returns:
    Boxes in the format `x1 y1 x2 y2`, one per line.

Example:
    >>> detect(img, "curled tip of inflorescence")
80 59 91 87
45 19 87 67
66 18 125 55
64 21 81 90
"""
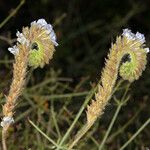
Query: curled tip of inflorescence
122 28 149 53
1 116 14 128
122 28 145 43
8 18 58 57
31 19 58 46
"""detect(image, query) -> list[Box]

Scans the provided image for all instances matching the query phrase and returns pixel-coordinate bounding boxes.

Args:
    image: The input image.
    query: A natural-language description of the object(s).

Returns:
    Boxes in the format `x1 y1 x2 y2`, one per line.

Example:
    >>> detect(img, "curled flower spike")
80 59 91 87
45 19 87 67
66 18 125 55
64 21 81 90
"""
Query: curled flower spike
2 19 57 150
122 29 149 51
8 19 58 68
31 19 58 46
4 19 58 124
68 28 149 149
120 29 149 81
25 19 58 68
3 18 57 125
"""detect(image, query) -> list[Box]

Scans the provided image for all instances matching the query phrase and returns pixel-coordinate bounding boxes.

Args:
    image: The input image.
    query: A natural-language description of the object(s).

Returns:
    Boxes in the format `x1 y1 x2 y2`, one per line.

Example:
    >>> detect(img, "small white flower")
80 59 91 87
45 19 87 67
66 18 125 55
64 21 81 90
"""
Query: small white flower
37 19 47 27
122 28 149 53
8 45 19 55
45 24 53 34
122 29 135 41
31 19 58 46
1 116 14 127
135 32 145 44
144 48 149 53
122 28 146 44
16 31 29 46
31 21 36 26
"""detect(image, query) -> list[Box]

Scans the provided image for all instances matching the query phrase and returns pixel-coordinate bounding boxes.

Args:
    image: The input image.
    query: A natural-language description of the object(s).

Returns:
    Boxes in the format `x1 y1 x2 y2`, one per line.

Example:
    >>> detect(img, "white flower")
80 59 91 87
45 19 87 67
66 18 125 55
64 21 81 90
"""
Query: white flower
122 28 149 53
1 116 14 127
122 28 145 44
135 32 145 44
122 29 135 41
37 19 47 27
45 24 52 34
16 31 29 46
31 21 36 26
144 48 149 53
8 45 19 55
31 19 58 46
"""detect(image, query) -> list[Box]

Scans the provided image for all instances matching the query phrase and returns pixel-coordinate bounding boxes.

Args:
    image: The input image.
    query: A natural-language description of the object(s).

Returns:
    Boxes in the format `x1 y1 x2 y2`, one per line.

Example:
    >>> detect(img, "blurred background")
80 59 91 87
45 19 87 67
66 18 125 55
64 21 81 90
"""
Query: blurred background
0 0 150 149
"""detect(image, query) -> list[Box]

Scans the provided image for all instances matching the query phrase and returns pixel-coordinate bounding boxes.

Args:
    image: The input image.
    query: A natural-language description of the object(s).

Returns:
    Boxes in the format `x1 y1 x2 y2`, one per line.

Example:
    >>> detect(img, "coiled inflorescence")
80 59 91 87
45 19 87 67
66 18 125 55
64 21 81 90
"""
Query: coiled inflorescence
87 28 149 124
8 19 58 68
119 29 149 82
69 28 149 149
1 19 58 128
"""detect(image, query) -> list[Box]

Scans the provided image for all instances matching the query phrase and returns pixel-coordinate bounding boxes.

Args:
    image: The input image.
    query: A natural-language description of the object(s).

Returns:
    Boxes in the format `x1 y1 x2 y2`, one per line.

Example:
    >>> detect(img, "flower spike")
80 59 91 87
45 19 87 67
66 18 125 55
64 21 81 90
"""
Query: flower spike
2 19 57 150
68 28 149 149
3 18 58 126
8 18 58 68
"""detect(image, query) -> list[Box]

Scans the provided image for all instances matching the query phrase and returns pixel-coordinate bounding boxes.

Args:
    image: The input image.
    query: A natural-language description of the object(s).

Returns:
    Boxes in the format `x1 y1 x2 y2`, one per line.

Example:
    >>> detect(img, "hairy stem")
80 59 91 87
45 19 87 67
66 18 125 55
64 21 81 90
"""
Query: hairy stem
2 45 29 150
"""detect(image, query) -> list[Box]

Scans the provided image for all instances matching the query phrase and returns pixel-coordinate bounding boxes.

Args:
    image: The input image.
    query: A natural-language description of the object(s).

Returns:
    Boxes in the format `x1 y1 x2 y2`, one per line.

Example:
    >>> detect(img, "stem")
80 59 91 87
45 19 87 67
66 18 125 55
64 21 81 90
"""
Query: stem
99 83 130 150
120 118 150 150
2 133 7 150
0 0 25 29
107 104 144 143
68 123 93 150
26 91 89 100
29 119 64 149
56 84 99 150
99 104 122 150
2 43 29 150
2 126 9 150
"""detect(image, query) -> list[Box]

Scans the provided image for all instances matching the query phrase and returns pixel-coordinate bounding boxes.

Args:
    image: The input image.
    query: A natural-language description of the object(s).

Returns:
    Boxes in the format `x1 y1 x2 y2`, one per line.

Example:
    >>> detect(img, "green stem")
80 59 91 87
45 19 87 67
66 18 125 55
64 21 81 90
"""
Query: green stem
107 105 144 143
99 103 122 150
29 119 65 150
120 118 150 150
26 91 89 100
56 84 98 150
51 101 61 139
0 0 25 29
99 83 130 150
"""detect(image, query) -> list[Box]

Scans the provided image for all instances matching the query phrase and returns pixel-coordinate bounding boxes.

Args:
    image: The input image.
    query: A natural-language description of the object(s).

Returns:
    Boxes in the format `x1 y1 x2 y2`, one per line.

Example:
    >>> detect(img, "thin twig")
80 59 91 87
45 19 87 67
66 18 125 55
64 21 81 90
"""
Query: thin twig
0 0 25 29
120 118 150 150
98 84 130 150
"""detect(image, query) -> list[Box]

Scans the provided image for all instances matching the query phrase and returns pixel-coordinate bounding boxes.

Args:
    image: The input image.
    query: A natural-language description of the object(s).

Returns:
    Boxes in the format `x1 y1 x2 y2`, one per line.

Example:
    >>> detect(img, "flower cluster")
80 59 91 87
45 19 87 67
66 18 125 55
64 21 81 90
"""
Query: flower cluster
16 31 30 46
8 45 19 55
8 31 29 55
122 28 149 53
31 19 58 46
1 116 14 127
8 19 58 57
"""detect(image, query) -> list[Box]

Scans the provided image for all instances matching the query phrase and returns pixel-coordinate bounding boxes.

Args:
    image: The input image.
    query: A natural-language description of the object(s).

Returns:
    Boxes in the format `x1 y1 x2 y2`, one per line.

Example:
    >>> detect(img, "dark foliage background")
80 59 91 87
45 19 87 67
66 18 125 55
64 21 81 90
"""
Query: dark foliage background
0 0 150 149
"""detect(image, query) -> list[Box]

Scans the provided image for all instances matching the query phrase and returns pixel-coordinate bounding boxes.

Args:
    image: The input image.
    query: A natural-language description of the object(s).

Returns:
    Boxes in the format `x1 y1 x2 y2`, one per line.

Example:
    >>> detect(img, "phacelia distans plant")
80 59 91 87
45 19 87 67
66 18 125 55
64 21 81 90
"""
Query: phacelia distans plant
68 29 149 149
1 19 58 150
